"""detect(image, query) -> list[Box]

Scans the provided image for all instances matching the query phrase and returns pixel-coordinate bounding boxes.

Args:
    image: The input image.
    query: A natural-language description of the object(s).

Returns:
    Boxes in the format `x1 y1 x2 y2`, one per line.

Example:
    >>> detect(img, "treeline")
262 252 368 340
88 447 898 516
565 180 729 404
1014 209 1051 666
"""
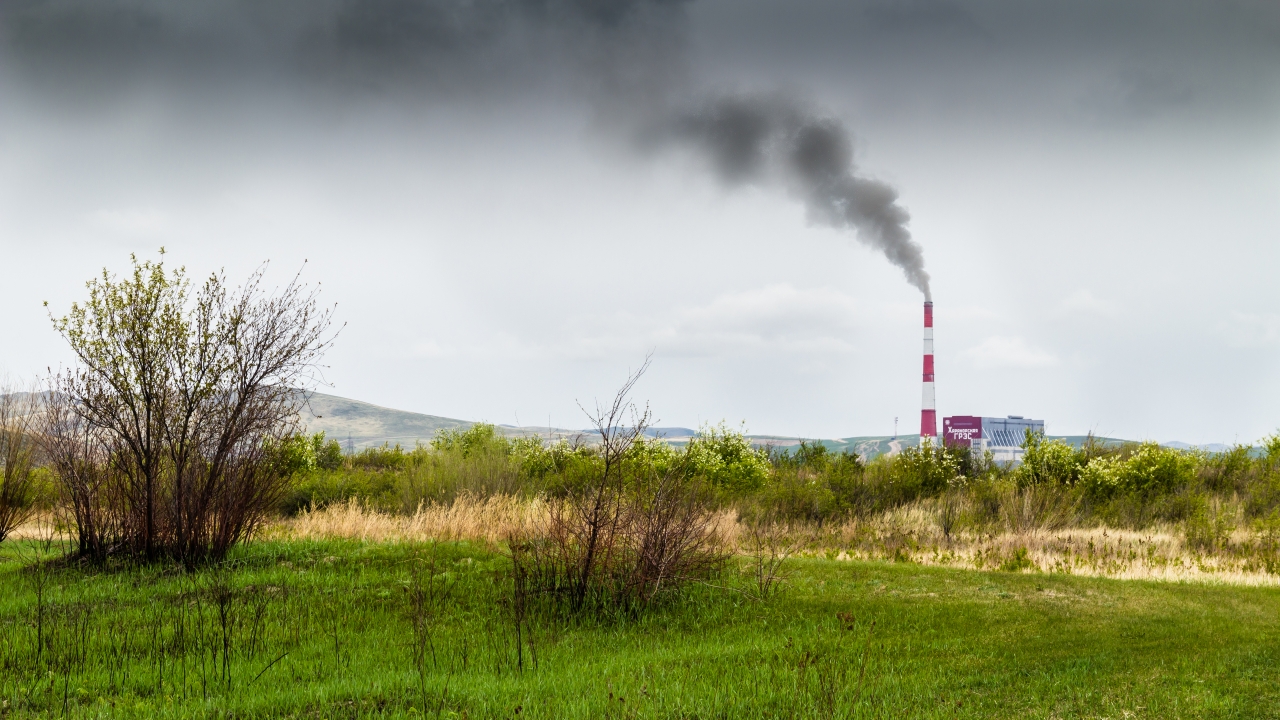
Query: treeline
281 422 1280 539
278 422 771 514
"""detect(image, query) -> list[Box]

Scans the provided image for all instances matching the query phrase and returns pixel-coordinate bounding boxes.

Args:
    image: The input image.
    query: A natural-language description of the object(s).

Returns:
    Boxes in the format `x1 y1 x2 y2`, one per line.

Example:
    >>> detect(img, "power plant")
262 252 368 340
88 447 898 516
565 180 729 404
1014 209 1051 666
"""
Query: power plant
943 415 1045 464
917 300 1043 463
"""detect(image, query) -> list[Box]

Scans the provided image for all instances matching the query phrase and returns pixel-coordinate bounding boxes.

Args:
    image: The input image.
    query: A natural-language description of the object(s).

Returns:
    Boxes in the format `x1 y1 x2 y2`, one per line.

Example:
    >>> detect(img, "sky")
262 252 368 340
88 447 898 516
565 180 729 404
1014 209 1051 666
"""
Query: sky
1 0 1279 443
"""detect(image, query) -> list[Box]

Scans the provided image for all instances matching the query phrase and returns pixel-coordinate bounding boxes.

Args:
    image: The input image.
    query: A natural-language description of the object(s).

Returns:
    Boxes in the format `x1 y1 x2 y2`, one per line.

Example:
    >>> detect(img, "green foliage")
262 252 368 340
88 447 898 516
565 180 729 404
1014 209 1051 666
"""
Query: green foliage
758 442 865 523
1264 433 1280 468
1016 431 1083 487
430 423 508 457
277 420 1280 538
1079 442 1198 499
1184 495 1236 552
683 423 771 492
315 433 344 470
271 432 344 478
272 433 317 477
1198 444 1255 493
888 440 962 497
519 439 597 483
282 424 598 513
1245 470 1280 519
759 469 837 524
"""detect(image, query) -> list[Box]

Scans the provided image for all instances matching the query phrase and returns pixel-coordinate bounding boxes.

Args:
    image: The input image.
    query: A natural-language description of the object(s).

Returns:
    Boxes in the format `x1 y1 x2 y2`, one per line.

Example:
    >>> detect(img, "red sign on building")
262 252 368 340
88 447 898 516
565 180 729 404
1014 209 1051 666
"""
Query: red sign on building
942 416 982 447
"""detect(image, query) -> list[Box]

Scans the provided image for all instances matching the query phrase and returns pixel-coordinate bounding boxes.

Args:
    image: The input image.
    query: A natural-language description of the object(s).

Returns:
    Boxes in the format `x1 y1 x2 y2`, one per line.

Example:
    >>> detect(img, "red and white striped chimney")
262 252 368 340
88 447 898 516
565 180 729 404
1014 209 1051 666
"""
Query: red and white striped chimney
921 301 937 438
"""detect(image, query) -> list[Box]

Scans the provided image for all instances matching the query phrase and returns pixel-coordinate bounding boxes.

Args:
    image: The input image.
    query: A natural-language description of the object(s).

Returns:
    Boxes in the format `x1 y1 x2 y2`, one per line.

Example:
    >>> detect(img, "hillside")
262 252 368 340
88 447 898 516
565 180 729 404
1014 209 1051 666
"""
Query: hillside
299 392 473 449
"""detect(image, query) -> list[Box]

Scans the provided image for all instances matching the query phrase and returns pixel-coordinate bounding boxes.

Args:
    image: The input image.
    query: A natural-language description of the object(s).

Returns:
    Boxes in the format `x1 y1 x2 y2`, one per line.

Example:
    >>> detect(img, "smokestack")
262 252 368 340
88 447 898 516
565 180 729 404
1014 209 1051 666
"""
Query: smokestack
921 301 937 439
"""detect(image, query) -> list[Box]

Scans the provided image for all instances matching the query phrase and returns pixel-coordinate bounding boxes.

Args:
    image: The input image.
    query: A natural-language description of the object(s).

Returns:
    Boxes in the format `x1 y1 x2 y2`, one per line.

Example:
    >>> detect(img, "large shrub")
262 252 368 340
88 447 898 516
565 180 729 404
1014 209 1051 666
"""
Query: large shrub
683 423 770 494
274 432 343 477
758 441 865 523
1079 442 1197 499
1017 432 1083 487
889 440 962 497
1197 444 1256 494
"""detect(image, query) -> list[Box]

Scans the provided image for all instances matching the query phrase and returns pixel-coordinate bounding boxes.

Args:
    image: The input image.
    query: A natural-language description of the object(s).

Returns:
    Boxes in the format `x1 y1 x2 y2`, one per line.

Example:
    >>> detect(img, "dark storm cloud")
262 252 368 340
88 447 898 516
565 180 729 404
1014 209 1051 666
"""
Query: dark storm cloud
667 94 930 298
0 0 688 100
6 0 1278 125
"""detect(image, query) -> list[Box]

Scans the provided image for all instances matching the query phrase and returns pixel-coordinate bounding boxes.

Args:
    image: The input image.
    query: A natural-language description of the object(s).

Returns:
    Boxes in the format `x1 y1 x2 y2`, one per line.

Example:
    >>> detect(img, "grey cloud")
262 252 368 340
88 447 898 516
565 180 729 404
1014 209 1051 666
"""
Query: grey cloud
691 0 1280 127
862 0 988 39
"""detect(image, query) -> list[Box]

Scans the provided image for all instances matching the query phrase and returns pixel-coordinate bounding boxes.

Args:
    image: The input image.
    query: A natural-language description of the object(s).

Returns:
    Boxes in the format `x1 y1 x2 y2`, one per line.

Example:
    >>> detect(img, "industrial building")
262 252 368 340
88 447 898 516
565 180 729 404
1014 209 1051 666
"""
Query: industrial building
942 415 1044 464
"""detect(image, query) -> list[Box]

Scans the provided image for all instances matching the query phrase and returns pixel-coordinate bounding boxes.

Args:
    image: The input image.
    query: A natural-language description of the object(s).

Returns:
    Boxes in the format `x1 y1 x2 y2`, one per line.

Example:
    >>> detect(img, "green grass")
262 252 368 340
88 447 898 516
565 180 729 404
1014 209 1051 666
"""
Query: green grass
1 539 1277 718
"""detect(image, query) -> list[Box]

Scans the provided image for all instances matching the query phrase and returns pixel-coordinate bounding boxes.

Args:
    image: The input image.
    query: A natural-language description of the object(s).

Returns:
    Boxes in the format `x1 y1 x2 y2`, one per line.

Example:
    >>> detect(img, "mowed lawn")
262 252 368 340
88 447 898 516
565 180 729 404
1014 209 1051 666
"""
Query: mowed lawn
0 539 1277 719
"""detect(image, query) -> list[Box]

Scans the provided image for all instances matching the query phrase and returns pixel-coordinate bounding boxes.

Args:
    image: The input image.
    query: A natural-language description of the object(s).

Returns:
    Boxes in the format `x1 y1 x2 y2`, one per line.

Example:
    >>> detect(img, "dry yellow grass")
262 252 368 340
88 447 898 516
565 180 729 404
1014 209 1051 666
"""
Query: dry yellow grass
270 494 546 548
269 496 1280 586
804 502 1280 586
5 513 61 541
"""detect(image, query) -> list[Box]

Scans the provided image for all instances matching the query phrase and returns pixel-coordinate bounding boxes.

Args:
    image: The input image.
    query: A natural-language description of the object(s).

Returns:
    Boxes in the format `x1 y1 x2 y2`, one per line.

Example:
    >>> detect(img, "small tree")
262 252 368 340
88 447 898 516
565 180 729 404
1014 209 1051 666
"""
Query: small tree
42 252 337 564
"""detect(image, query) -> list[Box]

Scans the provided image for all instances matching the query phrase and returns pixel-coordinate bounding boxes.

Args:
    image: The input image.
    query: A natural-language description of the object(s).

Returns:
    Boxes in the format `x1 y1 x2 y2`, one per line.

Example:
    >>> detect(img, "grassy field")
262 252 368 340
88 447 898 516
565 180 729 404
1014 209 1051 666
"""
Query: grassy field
1 538 1278 719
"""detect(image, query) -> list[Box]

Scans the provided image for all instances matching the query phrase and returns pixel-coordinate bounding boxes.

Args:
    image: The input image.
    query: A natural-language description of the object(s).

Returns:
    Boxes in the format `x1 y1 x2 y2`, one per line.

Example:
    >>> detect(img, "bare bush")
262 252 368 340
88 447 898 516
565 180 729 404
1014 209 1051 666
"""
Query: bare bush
41 253 337 564
510 359 726 614
628 463 723 601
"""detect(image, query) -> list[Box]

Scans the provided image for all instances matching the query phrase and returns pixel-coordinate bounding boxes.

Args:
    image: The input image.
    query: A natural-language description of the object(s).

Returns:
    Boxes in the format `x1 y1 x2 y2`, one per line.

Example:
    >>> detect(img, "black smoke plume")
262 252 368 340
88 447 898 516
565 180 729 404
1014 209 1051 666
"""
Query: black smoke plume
668 94 931 299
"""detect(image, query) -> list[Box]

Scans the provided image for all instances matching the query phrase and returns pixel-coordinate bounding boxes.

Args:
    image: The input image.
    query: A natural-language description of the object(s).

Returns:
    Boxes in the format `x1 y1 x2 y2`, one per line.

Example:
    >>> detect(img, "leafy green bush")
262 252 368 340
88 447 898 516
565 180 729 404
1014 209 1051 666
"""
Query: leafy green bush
888 441 962 497
280 469 401 515
1079 442 1197 499
758 442 868 522
683 423 771 493
1017 432 1083 487
1243 469 1280 519
759 467 837 523
520 439 598 487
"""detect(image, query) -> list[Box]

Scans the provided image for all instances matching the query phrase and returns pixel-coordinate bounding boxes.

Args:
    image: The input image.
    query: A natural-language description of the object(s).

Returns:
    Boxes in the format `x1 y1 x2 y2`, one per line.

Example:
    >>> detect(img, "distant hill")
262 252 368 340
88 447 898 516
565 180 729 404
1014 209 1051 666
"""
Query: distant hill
300 392 473 449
